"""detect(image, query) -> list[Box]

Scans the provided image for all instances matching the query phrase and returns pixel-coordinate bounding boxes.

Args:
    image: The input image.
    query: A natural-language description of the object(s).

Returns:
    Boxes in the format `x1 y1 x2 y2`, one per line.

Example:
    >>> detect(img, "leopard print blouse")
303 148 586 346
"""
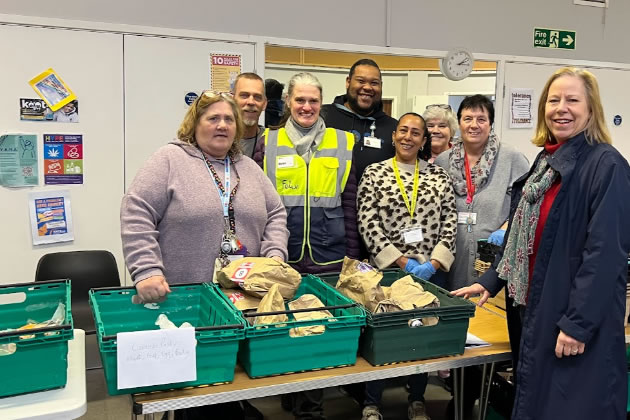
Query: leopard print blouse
357 158 457 270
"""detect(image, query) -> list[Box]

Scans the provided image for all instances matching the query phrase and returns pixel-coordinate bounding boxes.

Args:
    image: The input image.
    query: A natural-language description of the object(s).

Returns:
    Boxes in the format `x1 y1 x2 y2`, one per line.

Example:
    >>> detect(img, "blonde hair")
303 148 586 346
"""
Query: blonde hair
533 67 611 146
177 92 245 157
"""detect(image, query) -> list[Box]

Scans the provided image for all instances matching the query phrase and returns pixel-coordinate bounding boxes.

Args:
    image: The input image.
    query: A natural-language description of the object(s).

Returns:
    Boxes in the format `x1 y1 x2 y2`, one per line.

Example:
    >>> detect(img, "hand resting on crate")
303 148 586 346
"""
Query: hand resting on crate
452 283 491 307
135 275 171 303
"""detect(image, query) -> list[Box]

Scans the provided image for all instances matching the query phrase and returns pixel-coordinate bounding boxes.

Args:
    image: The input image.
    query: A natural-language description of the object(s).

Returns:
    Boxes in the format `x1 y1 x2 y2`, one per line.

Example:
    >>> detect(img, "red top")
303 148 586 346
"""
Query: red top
527 142 564 300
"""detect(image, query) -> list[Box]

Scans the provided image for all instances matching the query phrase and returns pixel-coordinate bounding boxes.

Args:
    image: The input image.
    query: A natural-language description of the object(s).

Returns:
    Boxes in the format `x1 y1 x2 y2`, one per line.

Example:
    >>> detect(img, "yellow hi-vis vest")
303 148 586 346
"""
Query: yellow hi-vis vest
263 127 354 265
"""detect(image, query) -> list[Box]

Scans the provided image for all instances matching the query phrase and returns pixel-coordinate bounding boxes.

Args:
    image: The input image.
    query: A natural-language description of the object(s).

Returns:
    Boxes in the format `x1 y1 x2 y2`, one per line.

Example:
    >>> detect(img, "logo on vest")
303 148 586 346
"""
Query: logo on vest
281 179 299 190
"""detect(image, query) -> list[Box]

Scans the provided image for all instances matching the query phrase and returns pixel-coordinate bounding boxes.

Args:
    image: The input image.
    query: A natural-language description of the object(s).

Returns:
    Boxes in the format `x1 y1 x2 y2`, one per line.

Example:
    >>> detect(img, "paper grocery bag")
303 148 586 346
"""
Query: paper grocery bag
288 294 333 337
375 276 440 325
216 257 301 299
335 257 385 312
253 284 288 326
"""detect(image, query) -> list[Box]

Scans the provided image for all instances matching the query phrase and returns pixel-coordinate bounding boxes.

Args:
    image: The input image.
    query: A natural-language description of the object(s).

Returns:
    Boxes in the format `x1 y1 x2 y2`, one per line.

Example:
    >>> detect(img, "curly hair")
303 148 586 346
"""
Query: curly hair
177 92 245 158
423 106 458 142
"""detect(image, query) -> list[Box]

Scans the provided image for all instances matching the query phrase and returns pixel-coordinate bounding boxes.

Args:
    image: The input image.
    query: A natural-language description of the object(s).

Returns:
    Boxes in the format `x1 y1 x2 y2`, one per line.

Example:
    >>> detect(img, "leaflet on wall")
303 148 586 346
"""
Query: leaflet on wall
29 68 77 112
509 88 534 128
19 98 79 122
28 190 74 245
0 134 38 187
43 134 83 184
210 54 241 92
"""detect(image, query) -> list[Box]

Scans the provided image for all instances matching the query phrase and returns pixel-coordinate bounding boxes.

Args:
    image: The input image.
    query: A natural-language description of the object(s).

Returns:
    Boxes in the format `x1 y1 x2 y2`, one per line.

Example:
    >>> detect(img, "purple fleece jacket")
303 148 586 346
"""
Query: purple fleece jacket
121 141 289 285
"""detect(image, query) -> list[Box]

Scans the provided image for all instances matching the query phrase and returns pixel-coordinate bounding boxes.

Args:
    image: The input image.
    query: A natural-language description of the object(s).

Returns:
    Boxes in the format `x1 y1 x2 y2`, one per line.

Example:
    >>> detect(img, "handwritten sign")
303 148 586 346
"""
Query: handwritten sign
116 327 196 389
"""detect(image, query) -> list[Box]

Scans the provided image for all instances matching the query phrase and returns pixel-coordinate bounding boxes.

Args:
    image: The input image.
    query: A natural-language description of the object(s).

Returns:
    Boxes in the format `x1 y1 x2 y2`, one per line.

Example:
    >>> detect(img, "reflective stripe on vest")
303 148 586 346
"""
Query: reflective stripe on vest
263 127 354 265
264 128 352 208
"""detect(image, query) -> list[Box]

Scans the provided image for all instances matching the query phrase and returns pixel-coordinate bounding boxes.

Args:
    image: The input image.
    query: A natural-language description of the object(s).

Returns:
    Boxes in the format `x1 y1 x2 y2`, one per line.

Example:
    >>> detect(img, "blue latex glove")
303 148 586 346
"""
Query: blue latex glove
487 229 506 246
405 259 436 280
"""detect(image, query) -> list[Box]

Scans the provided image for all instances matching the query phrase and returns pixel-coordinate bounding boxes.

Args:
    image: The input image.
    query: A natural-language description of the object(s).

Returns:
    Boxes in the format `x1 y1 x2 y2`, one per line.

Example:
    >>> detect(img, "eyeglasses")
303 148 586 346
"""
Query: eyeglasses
426 104 452 111
200 90 233 99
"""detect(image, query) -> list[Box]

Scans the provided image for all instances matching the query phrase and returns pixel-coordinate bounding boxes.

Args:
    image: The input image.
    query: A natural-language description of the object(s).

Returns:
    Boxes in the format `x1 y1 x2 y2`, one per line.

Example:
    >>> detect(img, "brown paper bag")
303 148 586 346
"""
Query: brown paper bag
375 276 440 325
288 294 333 337
335 257 385 312
253 284 288 326
216 257 301 299
222 289 262 311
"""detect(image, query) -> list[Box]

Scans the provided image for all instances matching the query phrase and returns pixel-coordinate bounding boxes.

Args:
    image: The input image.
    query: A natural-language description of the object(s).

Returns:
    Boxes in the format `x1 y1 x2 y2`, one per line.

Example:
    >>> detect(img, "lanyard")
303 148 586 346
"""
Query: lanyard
391 158 419 219
201 153 239 231
464 152 475 205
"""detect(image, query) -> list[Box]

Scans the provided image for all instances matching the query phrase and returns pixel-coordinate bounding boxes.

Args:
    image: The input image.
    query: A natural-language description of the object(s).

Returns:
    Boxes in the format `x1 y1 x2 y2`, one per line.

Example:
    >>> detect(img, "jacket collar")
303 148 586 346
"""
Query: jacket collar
547 131 589 176
331 94 387 120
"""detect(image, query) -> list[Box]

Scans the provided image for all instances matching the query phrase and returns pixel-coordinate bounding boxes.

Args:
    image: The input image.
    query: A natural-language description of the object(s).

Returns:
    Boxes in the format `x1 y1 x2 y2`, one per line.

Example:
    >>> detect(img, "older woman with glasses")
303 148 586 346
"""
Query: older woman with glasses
121 91 289 302
423 104 457 163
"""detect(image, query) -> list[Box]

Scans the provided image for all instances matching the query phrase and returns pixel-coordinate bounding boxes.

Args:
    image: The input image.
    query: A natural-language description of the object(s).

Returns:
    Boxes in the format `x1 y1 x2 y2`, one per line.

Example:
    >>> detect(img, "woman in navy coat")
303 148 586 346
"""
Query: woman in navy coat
454 67 630 419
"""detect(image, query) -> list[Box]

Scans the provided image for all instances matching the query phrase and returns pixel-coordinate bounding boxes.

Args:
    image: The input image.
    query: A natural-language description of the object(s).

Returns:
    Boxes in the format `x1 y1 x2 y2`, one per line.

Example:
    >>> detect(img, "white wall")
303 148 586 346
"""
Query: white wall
0 24 125 285
1 0 628 63
265 65 496 117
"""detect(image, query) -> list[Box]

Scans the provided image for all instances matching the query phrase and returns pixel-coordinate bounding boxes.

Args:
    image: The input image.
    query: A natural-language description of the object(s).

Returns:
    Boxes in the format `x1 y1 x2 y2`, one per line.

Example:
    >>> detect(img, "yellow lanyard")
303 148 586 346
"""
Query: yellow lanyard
391 158 419 219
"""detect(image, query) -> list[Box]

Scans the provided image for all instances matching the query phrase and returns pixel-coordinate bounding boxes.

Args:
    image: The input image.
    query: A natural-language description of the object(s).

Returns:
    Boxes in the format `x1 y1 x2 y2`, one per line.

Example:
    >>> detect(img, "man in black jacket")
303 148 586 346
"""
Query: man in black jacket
321 58 397 180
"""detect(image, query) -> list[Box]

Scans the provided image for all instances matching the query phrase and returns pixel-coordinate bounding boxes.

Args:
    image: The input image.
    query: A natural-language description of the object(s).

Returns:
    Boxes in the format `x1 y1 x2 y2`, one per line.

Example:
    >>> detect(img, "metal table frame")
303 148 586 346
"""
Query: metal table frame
131 305 511 420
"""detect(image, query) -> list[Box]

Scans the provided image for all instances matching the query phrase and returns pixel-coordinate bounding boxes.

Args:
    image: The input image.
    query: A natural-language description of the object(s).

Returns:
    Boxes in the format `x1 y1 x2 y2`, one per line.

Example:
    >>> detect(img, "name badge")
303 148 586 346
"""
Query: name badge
457 212 477 225
363 136 382 149
402 227 424 244
277 156 295 168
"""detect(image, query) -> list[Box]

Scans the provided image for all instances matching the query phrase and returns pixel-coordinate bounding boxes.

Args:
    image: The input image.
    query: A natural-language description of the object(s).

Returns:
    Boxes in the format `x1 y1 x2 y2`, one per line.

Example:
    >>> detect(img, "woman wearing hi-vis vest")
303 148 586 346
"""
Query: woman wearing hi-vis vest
253 72 359 420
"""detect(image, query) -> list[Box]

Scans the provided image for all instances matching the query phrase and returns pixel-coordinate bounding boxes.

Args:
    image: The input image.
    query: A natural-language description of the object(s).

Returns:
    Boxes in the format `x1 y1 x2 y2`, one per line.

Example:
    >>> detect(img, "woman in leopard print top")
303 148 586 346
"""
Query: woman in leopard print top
357 112 457 420
357 113 457 286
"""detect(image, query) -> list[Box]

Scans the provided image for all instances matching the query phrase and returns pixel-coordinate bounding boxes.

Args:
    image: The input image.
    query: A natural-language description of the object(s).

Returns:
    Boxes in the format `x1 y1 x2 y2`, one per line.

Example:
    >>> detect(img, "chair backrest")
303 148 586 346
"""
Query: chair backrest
35 250 121 332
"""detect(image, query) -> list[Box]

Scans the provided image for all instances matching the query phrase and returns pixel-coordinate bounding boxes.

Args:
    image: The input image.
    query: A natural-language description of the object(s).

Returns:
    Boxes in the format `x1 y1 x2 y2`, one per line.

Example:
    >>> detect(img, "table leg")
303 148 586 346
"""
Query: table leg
479 362 495 420
453 367 464 420
477 363 490 420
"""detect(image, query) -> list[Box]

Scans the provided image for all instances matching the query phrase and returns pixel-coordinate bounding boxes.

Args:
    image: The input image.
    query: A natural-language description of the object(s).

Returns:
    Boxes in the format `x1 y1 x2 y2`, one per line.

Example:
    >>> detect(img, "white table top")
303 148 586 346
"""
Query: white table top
0 329 87 420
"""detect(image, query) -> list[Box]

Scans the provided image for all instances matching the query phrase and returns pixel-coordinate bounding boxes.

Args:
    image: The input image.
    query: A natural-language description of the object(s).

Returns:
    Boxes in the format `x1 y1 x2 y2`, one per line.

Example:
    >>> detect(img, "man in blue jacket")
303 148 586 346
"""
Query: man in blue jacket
321 58 397 180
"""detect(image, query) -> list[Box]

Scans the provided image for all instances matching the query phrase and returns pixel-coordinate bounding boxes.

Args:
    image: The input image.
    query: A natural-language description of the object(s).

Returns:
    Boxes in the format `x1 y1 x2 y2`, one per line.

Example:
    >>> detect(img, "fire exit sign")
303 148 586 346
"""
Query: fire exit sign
534 28 576 50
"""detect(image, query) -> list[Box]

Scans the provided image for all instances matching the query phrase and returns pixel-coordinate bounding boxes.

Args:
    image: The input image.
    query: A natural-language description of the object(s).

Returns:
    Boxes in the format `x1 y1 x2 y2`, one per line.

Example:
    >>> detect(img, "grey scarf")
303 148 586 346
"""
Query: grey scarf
448 133 500 198
284 117 326 163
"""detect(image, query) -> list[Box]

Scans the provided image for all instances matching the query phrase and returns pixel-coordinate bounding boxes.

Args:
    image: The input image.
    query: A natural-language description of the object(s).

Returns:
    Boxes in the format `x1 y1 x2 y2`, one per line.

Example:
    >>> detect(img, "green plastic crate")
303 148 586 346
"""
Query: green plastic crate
0 279 74 398
218 275 365 378
89 282 244 395
319 269 476 365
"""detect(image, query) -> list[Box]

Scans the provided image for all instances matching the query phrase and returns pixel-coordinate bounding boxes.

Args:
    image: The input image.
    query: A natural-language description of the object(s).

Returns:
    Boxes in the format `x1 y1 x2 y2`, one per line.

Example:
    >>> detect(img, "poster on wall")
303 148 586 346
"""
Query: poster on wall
0 134 38 187
20 98 79 122
43 134 83 185
509 88 534 128
29 68 77 112
28 190 74 245
210 54 241 92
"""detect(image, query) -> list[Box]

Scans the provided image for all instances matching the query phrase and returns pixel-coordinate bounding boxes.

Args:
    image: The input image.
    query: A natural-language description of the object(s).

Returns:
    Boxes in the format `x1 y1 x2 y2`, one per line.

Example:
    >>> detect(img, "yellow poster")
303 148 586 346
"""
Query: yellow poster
210 54 241 92
29 68 77 111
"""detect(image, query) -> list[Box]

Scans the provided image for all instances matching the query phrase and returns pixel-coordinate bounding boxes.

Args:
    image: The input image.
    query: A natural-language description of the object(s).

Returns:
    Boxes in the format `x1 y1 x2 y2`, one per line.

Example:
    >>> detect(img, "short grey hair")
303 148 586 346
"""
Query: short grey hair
423 106 458 141
286 72 323 100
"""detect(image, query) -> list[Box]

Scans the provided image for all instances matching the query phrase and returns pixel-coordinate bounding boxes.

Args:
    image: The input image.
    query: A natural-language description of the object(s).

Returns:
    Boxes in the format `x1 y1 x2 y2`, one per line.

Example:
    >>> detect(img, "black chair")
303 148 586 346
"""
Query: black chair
35 250 121 369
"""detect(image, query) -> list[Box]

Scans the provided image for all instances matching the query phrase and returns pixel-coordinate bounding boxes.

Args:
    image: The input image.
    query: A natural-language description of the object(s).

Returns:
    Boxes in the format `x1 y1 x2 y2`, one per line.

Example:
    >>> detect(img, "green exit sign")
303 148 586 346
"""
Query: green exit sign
534 28 576 50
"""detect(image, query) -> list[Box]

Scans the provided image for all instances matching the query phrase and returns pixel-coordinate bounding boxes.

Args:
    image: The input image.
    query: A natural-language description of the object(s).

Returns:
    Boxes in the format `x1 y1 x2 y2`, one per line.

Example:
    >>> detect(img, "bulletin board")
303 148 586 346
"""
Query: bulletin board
0 23 125 285
500 61 630 163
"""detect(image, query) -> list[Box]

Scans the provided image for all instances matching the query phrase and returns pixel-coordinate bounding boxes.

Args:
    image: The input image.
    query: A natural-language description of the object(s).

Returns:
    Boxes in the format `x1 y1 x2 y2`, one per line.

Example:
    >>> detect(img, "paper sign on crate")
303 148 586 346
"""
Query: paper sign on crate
116 327 197 390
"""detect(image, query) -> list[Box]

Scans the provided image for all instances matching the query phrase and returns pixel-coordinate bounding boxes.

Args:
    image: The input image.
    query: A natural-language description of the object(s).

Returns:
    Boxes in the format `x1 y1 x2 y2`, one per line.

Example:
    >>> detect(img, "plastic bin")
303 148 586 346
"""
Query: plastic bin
319 269 476 366
0 279 73 398
219 275 365 378
89 282 244 395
